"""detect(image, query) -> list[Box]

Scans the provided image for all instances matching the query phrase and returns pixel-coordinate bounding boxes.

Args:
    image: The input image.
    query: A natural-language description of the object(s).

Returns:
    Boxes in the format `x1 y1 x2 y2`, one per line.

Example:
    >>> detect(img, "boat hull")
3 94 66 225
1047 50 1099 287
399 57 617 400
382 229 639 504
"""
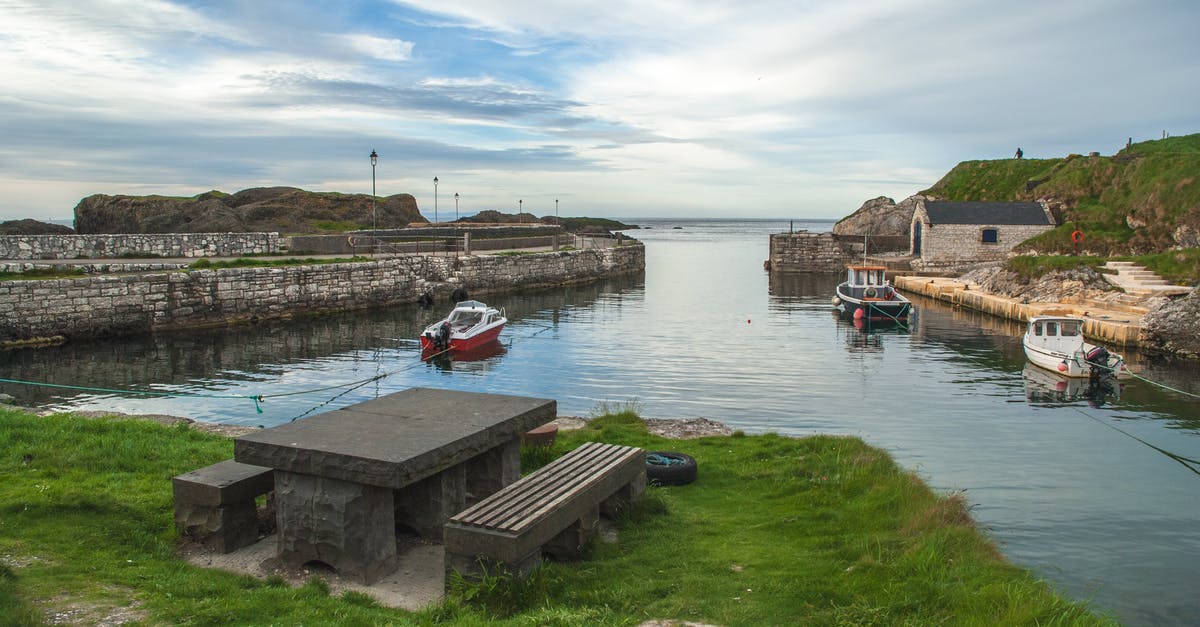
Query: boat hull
420 322 504 353
834 284 911 321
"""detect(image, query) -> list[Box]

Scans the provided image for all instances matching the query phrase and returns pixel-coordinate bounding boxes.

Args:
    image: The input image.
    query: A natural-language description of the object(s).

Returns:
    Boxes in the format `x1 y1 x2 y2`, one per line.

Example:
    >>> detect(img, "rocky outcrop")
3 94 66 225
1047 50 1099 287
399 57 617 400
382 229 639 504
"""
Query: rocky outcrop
73 187 425 234
832 195 924 237
1140 289 1200 359
0 219 74 235
958 265 1120 303
457 210 541 224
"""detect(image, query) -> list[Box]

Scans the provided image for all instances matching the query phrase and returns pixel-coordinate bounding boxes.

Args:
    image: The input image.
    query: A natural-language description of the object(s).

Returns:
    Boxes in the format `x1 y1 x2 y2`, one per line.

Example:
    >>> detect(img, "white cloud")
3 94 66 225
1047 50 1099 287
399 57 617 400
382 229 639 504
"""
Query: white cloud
341 33 415 62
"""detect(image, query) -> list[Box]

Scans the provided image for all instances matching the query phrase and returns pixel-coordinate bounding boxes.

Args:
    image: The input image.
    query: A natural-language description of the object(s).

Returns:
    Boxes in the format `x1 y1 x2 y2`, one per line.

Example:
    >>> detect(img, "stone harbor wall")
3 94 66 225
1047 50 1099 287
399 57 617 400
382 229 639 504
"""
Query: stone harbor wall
767 232 854 272
0 243 644 343
0 233 281 260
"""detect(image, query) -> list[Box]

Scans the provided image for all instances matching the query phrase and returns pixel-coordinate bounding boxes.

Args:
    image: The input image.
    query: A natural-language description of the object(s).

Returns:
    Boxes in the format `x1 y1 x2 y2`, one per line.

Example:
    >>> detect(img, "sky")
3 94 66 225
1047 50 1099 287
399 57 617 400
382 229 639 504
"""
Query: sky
1 0 1197 222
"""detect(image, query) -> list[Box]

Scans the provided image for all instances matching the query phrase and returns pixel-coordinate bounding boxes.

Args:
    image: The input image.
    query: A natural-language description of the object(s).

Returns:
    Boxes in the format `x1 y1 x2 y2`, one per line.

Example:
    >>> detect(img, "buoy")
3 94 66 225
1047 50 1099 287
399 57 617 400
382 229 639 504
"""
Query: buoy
1057 362 1068 373
747 319 751 324
853 308 864 320
831 296 842 306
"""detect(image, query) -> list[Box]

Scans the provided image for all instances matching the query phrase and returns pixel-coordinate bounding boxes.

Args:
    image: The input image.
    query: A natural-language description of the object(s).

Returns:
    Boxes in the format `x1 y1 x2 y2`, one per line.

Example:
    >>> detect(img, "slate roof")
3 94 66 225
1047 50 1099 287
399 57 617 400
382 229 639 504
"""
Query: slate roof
923 201 1051 225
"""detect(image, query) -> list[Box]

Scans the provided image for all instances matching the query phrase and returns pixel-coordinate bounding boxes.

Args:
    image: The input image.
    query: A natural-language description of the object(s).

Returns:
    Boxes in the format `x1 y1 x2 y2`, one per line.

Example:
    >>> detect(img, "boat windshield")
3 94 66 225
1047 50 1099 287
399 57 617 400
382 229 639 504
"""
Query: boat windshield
449 311 483 327
1061 320 1081 336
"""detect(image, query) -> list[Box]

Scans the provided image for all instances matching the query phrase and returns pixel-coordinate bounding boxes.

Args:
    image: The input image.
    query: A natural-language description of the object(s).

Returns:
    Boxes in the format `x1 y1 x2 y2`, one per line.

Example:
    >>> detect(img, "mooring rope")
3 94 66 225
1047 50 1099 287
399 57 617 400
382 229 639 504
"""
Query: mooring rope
1125 371 1200 399
0 377 267 413
1071 406 1200 476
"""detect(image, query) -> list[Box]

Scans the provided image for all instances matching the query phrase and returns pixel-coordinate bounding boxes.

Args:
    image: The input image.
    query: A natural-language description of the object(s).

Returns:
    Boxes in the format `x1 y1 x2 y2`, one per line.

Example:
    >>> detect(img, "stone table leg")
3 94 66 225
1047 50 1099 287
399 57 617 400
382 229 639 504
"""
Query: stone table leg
273 470 397 585
465 436 521 502
394 463 466 541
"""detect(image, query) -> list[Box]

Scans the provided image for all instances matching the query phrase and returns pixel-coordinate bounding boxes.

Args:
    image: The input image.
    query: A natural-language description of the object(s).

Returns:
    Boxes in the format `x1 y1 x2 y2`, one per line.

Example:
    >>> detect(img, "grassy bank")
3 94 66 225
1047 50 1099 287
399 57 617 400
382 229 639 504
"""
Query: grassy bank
0 408 1113 625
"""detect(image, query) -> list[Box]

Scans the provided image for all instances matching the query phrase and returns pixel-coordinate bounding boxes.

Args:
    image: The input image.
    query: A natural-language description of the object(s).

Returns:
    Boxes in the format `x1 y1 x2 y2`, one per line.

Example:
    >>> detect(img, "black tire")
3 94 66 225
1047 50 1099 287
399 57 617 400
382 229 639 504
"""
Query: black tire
646 451 697 486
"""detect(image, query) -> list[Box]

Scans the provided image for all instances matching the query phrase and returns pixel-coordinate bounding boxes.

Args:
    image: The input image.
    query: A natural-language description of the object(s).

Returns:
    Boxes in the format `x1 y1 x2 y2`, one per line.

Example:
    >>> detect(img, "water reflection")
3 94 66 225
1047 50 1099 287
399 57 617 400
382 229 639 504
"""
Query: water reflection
1022 363 1123 407
421 340 507 373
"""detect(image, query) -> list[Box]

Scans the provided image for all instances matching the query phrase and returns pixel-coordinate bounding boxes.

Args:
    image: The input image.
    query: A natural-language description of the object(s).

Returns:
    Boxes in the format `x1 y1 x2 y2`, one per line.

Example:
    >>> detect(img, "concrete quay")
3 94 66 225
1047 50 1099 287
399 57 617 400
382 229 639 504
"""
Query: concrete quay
894 275 1144 347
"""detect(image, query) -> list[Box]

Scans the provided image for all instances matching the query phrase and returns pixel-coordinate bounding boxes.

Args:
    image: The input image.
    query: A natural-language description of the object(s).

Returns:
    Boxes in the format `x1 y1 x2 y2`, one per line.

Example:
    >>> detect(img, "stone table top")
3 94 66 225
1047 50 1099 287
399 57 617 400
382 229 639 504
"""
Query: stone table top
234 387 555 489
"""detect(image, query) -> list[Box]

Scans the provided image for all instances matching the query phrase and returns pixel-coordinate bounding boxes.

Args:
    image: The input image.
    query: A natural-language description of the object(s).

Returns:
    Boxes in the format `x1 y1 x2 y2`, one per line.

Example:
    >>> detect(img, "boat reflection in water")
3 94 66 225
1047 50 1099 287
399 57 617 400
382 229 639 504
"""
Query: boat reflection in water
831 309 912 354
421 339 507 373
1022 363 1122 407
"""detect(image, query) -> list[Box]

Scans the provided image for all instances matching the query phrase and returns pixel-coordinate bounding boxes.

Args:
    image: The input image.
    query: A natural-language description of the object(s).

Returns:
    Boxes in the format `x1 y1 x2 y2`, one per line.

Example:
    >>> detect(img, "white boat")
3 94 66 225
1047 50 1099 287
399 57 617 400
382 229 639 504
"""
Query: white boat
420 300 507 355
1022 315 1126 379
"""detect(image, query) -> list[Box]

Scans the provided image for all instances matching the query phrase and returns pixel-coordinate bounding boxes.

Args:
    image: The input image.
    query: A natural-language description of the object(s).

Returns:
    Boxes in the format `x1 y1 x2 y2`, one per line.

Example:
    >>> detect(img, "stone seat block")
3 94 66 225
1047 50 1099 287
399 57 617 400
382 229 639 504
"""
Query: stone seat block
173 459 273 553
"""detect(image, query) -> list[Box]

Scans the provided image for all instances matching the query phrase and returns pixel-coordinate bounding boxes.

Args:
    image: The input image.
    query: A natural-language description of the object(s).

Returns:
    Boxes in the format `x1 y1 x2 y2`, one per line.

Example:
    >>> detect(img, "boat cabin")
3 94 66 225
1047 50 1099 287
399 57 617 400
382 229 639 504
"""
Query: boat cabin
1027 316 1083 352
846 265 890 288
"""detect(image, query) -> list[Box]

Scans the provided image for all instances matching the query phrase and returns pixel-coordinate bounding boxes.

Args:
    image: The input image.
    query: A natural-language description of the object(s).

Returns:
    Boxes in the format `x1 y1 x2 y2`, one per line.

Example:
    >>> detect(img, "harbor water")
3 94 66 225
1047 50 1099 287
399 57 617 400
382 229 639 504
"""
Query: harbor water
3 219 1199 624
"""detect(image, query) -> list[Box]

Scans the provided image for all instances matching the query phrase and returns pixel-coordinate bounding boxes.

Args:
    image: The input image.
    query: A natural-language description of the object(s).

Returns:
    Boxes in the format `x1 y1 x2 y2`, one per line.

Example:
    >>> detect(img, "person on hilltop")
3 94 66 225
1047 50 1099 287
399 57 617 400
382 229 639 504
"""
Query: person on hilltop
1015 147 1023 159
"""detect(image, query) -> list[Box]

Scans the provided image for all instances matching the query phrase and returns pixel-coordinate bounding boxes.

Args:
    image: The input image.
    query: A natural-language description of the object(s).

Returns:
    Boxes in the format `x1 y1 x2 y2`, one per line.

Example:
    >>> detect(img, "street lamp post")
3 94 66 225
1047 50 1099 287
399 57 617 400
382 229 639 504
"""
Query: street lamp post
555 198 559 219
519 199 522 213
433 177 439 224
369 150 378 254
454 192 459 220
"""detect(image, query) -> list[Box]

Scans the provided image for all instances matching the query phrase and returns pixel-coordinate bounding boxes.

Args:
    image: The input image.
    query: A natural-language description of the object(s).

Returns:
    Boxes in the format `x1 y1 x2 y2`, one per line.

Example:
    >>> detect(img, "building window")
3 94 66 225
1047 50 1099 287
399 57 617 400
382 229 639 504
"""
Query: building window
981 228 999 244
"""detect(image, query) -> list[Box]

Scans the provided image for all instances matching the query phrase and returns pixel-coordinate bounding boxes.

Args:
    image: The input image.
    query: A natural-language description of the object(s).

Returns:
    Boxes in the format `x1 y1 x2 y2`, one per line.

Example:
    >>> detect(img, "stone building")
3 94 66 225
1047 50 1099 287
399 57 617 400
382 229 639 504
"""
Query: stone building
910 200 1055 271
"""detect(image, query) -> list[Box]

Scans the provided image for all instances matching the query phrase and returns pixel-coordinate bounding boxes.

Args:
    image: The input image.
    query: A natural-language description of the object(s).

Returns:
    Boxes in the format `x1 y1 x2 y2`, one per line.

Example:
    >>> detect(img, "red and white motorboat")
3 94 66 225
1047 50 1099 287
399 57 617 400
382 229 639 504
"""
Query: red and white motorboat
420 300 507 355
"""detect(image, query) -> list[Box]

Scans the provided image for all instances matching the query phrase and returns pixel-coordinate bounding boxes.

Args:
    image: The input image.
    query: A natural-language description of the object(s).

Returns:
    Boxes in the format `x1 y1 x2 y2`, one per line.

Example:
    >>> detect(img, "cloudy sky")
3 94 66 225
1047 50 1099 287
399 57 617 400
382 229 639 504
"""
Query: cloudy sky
1 0 1196 222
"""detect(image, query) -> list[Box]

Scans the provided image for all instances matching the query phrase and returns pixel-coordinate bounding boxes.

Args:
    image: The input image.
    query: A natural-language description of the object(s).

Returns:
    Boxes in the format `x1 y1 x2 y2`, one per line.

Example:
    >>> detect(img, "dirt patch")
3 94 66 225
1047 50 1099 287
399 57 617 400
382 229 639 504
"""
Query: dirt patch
182 534 446 611
555 415 734 439
643 417 734 439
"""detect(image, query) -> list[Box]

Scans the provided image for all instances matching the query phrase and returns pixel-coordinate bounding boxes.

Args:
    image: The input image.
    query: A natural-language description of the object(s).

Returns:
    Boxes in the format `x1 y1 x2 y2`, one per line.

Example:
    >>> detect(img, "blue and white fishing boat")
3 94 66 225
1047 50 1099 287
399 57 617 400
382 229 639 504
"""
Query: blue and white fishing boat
832 265 912 321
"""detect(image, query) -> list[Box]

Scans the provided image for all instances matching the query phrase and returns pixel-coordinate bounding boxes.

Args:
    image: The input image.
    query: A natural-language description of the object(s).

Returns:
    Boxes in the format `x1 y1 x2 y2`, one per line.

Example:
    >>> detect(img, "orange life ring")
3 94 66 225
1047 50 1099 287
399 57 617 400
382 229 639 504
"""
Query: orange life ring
1071 230 1084 243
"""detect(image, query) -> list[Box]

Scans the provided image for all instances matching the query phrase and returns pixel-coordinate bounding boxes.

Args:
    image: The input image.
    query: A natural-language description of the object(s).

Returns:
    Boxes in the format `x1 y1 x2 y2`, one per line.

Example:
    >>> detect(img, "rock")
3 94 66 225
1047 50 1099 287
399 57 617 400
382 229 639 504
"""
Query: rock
1127 214 1147 229
1141 289 1200 359
958 265 1117 302
1174 224 1200 249
0 219 74 235
832 195 923 237
73 187 426 234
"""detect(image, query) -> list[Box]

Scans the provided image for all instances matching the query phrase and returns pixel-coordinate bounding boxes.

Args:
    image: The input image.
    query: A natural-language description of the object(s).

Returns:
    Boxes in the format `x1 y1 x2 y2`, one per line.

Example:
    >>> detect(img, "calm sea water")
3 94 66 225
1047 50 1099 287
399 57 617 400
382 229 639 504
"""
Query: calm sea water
4 218 1200 625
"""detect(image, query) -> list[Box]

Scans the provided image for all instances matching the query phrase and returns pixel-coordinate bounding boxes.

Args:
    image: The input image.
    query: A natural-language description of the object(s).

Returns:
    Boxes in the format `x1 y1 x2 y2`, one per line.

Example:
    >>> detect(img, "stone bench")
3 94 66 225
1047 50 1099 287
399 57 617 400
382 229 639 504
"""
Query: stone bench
443 441 645 584
172 459 274 553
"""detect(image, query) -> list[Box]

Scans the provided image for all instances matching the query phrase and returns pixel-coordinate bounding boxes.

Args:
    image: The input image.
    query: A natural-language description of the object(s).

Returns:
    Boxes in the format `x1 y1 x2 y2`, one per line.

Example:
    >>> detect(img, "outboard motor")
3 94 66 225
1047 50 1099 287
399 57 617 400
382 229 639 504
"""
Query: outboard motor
1085 346 1111 381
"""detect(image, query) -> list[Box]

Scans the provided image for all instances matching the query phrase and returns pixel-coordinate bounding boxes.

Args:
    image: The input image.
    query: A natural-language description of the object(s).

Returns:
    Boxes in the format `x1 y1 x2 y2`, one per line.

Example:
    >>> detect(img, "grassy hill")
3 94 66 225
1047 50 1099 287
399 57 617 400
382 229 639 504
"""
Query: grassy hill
921 134 1200 257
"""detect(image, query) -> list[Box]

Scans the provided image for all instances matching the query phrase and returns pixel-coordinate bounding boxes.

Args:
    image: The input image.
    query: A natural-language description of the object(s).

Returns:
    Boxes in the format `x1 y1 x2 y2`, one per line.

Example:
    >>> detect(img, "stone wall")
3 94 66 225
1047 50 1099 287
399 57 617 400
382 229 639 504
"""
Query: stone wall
0 243 644 343
913 223 1052 272
0 233 281 260
768 232 854 272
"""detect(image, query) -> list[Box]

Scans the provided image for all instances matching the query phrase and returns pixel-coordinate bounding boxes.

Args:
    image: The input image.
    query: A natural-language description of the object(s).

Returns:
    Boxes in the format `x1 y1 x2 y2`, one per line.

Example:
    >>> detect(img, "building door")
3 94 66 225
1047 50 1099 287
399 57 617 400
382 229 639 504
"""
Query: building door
912 221 922 256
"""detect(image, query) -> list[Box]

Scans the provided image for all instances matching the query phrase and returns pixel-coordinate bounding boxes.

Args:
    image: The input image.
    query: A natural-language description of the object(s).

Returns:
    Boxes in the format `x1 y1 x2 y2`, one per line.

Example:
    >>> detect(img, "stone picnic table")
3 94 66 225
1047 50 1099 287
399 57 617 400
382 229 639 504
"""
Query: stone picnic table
233 387 555 584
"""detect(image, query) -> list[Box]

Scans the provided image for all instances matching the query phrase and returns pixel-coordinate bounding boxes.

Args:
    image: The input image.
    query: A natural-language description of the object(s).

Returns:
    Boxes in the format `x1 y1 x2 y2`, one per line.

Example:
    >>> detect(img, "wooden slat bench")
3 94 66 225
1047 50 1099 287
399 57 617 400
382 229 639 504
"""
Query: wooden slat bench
172 459 274 553
443 441 645 583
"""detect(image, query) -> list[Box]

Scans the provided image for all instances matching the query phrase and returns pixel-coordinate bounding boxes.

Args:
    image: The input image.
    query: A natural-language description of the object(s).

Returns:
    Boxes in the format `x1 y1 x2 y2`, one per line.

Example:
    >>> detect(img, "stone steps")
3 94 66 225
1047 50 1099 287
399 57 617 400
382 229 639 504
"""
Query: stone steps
1101 262 1192 296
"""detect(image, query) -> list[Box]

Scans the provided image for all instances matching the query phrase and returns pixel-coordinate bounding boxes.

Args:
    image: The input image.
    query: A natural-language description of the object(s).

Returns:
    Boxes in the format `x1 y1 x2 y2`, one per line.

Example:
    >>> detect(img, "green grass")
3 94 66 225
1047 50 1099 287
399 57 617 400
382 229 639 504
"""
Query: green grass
1005 250 1200 285
188 256 371 270
1004 255 1108 281
0 408 1114 625
0 268 86 282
